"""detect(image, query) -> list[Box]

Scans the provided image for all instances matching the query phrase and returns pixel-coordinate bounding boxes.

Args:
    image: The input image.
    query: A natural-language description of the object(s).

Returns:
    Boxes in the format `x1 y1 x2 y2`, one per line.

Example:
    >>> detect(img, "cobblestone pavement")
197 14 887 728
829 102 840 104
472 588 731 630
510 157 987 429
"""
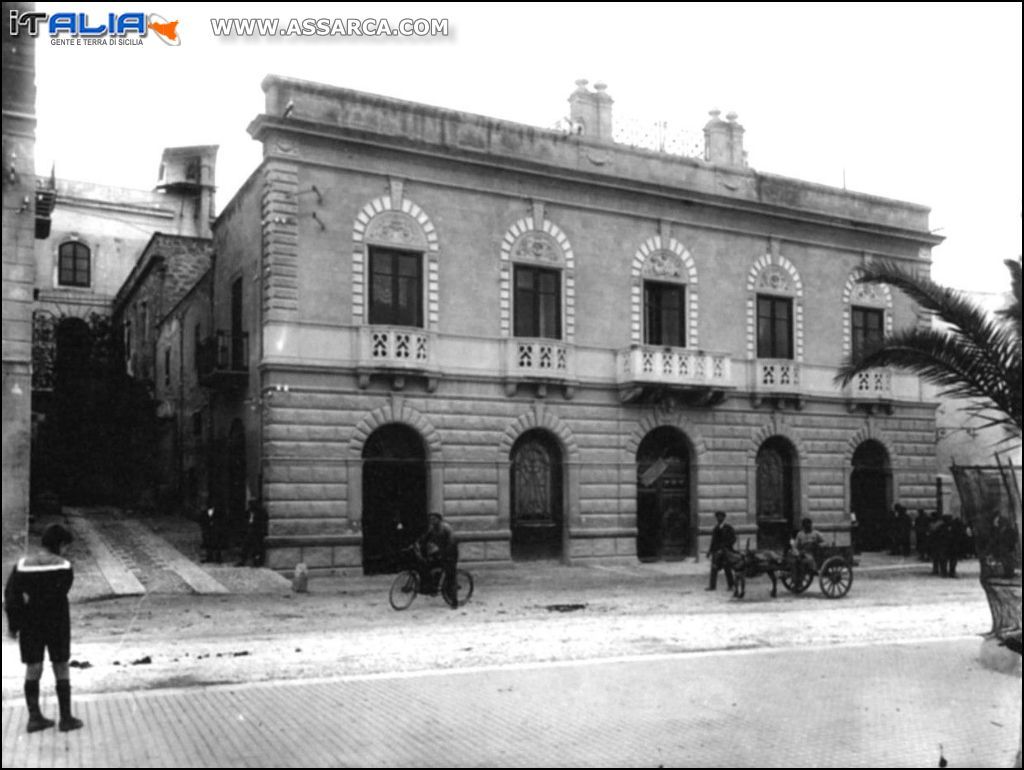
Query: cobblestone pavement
2 638 1019 768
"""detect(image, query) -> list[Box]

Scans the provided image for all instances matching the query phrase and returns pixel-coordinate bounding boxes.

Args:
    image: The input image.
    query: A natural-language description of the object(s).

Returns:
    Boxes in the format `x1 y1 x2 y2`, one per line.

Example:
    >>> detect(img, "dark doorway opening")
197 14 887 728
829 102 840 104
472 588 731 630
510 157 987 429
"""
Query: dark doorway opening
362 424 427 575
756 436 798 551
850 440 892 551
510 430 563 561
636 427 692 561
226 419 247 535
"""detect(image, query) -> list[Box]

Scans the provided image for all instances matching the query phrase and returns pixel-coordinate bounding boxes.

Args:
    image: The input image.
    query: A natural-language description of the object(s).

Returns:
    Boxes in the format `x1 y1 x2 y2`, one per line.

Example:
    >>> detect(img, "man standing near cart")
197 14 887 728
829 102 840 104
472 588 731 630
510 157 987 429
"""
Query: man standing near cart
706 510 737 591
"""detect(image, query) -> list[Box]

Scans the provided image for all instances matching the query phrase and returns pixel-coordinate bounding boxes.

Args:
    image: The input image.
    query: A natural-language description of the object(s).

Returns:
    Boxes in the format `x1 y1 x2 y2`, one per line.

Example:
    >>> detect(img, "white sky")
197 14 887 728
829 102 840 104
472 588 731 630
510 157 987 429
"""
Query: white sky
33 2 1023 295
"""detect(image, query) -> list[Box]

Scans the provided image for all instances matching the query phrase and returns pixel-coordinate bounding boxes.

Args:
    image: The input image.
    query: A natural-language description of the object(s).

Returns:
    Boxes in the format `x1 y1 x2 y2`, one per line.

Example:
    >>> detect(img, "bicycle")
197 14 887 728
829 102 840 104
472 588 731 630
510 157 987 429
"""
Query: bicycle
388 545 474 610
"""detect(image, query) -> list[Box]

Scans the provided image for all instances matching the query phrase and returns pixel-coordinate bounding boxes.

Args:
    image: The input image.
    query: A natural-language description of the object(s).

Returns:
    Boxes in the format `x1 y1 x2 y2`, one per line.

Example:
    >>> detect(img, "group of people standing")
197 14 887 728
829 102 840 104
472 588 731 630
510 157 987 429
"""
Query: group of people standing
906 505 971 578
197 497 268 567
890 503 970 577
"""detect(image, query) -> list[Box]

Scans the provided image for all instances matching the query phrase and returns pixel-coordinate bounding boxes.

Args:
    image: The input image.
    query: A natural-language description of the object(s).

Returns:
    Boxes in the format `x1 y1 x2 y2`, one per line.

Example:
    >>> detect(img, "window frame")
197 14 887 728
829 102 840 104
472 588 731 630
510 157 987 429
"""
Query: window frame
57 241 91 288
643 280 687 348
851 305 885 361
513 264 562 340
368 246 424 328
756 294 794 359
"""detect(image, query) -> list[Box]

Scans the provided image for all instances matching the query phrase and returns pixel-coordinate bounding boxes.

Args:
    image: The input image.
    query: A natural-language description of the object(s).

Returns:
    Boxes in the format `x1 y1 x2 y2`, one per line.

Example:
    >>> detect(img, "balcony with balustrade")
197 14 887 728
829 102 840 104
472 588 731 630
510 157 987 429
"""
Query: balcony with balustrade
503 338 576 398
617 345 734 405
355 326 440 391
750 358 803 408
842 367 894 414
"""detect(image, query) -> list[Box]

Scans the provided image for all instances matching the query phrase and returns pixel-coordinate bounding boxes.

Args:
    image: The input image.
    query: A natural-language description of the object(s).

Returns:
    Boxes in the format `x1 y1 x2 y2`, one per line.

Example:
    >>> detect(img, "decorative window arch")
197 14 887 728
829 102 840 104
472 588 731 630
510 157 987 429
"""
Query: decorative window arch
745 252 804 361
57 240 91 288
352 194 439 329
499 215 575 341
630 236 699 348
841 267 893 358
498 406 580 462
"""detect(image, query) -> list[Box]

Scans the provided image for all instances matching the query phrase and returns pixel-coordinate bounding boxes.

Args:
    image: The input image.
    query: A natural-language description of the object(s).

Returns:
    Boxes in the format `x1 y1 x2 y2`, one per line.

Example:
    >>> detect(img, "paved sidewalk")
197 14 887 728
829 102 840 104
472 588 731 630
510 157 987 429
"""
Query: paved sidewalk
1 638 1018 768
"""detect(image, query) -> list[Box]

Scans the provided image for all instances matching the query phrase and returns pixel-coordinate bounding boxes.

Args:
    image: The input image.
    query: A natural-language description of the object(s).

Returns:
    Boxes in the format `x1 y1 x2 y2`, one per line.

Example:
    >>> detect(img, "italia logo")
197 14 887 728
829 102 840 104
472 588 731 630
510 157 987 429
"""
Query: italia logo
8 10 182 46
148 14 180 46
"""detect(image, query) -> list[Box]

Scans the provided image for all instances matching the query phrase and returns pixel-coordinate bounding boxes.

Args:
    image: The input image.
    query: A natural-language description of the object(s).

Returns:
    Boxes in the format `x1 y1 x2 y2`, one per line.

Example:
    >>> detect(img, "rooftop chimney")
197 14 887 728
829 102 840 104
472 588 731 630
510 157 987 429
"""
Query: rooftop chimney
703 110 746 166
568 79 613 141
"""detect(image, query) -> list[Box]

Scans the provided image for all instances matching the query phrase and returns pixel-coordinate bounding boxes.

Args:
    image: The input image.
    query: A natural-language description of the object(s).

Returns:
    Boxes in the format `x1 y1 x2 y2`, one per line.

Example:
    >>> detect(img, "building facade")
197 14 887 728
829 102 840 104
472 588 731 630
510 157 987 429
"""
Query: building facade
2 0 38 544
32 145 217 391
112 234 213 509
204 76 944 572
30 147 216 506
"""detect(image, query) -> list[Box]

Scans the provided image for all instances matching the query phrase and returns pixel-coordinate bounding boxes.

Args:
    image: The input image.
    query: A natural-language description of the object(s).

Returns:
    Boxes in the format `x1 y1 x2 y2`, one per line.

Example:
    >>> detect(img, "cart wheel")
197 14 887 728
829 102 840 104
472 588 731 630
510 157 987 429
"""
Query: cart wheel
781 567 814 594
819 556 853 599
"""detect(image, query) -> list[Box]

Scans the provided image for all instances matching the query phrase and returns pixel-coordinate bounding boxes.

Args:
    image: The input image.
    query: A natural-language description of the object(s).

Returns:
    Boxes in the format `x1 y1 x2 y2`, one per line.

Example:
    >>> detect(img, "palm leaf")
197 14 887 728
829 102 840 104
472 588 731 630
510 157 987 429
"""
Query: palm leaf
853 260 1019 364
995 257 1022 342
835 327 1022 432
837 259 1023 435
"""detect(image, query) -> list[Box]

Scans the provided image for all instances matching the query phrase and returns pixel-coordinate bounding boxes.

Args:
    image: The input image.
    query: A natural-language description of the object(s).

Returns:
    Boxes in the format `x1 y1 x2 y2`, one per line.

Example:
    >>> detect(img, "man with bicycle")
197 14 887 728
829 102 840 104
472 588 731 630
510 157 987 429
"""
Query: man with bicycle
417 512 459 608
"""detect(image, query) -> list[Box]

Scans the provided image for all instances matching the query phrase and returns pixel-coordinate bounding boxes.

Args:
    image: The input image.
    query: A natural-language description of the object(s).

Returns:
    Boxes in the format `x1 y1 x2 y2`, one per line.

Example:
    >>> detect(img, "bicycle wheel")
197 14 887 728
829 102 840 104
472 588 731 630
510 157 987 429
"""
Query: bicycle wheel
443 569 474 608
389 570 420 610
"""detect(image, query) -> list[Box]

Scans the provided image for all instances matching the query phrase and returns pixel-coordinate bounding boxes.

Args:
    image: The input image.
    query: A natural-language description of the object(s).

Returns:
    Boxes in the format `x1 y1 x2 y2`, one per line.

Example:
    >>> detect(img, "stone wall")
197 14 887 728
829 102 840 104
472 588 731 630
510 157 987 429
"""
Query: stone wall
259 370 937 570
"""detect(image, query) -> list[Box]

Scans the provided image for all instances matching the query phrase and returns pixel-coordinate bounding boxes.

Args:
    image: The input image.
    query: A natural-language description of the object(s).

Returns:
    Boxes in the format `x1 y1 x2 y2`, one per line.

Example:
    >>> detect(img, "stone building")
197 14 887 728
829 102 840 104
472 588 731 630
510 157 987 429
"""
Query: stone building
112 234 213 509
30 146 216 505
32 145 217 391
202 75 943 572
2 0 39 543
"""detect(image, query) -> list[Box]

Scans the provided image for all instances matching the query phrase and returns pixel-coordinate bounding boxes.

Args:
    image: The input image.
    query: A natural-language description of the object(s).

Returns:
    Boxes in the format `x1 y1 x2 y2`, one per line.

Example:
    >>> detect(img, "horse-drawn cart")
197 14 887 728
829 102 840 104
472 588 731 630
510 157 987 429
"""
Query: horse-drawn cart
729 542 856 600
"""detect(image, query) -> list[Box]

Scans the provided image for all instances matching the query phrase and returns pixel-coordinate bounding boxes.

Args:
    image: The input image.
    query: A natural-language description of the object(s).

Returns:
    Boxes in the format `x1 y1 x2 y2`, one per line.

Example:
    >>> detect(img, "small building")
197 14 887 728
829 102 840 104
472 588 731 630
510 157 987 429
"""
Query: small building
112 234 213 509
198 76 944 572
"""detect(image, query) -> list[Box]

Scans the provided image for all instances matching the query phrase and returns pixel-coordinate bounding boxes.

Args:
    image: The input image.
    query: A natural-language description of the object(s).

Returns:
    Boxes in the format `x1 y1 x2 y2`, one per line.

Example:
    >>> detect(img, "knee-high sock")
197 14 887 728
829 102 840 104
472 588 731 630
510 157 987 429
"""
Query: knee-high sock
56 680 72 720
25 680 42 717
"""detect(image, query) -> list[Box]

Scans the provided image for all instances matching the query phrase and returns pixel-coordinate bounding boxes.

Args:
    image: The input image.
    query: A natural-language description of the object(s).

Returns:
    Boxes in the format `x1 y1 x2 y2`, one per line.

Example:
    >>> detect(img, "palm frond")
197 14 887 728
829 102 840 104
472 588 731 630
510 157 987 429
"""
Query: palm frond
855 260 1017 361
995 257 1022 342
835 327 1022 432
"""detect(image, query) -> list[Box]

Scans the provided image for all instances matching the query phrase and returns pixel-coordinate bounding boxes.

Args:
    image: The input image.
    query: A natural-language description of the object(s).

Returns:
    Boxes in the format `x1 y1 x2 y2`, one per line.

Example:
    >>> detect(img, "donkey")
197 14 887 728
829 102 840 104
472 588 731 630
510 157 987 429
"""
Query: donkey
723 542 786 599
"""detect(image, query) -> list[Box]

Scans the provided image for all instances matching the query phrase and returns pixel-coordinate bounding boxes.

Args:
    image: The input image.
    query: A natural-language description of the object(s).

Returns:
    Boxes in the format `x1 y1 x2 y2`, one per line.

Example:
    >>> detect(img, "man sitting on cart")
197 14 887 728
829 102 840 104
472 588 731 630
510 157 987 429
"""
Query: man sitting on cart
790 517 825 588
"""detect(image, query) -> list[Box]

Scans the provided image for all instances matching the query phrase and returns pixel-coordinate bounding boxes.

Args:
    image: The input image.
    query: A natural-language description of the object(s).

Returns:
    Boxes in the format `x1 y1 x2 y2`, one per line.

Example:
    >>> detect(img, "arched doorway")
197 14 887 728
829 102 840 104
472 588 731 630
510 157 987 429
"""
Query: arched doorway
850 440 892 551
362 424 427 574
510 429 563 561
226 419 247 534
756 436 798 550
636 427 692 561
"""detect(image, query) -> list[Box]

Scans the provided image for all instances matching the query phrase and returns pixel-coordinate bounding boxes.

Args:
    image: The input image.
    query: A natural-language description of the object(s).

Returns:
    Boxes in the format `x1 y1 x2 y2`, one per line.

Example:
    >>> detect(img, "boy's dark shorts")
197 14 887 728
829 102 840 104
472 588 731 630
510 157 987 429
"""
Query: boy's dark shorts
18 629 70 665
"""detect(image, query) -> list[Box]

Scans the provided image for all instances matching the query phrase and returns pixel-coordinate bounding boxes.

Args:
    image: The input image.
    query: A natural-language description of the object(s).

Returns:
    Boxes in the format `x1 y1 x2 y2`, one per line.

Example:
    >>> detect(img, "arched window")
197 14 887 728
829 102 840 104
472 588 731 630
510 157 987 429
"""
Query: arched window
352 194 439 330
499 212 576 342
58 241 91 287
745 252 804 362
631 236 699 348
842 267 893 360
